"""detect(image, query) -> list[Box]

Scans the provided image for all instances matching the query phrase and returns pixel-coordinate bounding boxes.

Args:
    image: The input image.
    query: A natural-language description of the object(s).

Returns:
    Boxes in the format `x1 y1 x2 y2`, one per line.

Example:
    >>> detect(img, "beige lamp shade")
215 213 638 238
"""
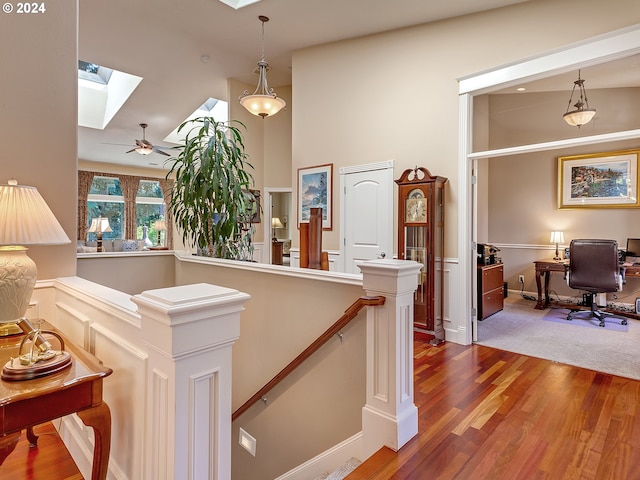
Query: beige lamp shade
153 220 167 231
88 217 113 234
272 217 284 229
0 180 71 246
549 231 565 244
0 180 70 327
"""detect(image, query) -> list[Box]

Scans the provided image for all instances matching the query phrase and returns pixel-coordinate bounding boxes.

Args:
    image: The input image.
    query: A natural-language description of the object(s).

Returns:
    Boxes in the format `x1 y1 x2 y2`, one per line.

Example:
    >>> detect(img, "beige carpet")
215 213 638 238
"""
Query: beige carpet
476 294 640 380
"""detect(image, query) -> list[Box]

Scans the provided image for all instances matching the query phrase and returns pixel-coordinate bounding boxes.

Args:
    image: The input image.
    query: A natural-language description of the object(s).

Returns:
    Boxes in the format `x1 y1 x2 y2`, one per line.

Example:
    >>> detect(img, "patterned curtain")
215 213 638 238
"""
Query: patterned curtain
118 175 140 240
159 178 174 249
77 171 95 241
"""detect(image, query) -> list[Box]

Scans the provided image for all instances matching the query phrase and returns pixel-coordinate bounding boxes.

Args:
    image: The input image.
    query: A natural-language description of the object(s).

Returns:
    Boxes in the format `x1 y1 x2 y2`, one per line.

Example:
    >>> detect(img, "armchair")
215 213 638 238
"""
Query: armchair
565 239 628 327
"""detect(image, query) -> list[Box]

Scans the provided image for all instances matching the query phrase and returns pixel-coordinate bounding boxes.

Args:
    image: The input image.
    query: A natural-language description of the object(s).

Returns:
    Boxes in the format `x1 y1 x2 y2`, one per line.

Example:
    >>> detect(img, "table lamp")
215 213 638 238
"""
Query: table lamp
550 231 565 261
88 216 112 252
153 219 167 248
272 217 284 242
0 180 70 336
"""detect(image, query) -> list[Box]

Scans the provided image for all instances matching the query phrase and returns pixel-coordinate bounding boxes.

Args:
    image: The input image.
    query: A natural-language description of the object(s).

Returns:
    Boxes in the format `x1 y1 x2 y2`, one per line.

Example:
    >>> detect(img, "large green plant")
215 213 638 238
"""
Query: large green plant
166 117 257 260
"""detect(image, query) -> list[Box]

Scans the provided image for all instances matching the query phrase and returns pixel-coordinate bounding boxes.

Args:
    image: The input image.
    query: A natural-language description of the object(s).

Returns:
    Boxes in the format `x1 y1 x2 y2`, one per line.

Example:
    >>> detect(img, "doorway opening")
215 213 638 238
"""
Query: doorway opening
264 188 292 265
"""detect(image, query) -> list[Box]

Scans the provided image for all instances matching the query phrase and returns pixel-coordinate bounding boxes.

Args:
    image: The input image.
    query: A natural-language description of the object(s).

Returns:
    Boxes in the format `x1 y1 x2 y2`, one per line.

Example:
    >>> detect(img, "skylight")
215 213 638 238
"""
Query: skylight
78 60 142 130
163 97 229 144
78 60 112 85
217 0 261 9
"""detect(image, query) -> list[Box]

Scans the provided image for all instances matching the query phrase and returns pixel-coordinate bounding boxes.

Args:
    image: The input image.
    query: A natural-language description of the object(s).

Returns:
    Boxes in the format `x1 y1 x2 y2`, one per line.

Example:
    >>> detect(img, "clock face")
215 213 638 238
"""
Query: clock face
405 189 427 223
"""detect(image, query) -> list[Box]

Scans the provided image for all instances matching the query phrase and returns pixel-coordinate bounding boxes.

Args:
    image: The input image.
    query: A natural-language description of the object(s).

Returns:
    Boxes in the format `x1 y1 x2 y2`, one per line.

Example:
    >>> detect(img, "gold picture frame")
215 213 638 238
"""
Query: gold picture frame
558 148 640 209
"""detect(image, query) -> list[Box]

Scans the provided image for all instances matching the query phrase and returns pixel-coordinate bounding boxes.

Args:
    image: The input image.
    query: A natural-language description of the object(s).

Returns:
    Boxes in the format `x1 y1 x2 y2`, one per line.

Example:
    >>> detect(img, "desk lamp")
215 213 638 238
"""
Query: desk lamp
272 217 284 242
88 216 112 252
0 180 70 336
550 231 565 261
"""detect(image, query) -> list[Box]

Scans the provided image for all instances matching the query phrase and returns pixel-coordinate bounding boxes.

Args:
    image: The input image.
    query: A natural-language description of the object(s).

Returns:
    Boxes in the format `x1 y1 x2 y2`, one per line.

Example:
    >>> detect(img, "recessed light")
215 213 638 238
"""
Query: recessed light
517 87 526 92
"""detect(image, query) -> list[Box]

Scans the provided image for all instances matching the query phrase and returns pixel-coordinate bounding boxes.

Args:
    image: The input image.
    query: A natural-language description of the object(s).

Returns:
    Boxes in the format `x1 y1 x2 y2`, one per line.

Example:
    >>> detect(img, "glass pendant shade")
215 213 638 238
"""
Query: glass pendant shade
238 16 286 118
135 146 153 155
563 109 596 127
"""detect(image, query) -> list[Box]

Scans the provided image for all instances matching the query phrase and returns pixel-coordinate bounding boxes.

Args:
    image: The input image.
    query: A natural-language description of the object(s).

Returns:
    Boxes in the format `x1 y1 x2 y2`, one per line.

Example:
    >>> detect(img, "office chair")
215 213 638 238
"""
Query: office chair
565 239 628 327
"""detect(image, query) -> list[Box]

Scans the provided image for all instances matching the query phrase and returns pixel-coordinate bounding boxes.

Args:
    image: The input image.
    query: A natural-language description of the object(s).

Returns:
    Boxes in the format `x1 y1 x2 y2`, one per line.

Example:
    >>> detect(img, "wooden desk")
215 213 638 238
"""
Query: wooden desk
534 259 640 309
0 322 112 480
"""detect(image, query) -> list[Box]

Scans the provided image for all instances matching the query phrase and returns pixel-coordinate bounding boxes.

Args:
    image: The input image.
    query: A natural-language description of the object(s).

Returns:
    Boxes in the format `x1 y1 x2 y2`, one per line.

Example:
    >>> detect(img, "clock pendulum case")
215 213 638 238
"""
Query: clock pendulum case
395 167 447 343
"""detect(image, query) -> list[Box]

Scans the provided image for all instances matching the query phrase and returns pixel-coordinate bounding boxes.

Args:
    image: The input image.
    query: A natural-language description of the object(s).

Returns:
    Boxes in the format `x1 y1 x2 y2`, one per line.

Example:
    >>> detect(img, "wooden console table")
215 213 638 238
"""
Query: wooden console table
0 322 112 480
534 258 640 310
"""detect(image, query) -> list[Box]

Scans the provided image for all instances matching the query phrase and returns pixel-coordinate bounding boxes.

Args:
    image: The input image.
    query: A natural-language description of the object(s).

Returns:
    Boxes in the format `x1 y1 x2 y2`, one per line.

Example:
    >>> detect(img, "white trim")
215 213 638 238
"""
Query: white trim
338 159 394 175
275 432 364 480
458 24 640 95
263 187 293 264
468 129 640 160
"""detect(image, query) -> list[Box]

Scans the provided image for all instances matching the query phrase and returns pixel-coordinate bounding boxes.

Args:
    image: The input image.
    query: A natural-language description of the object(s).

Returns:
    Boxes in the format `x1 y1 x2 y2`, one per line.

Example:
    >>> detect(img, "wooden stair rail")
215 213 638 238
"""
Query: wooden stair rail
232 295 386 421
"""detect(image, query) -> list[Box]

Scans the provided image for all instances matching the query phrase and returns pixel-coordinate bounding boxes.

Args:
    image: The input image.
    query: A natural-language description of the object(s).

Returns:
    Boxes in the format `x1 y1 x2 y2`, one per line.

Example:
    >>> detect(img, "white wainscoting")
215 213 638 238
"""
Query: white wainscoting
52 277 147 480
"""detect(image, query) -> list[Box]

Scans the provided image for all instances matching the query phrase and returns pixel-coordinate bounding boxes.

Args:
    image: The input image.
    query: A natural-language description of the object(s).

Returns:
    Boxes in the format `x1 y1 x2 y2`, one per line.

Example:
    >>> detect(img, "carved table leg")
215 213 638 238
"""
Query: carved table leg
535 268 544 309
0 432 20 466
77 402 111 480
543 271 551 307
26 426 39 446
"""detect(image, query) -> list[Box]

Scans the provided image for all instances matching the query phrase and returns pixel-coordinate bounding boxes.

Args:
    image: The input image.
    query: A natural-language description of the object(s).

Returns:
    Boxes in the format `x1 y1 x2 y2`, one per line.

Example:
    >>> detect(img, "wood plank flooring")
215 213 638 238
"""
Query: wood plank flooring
349 340 640 479
1 341 639 479
0 422 82 480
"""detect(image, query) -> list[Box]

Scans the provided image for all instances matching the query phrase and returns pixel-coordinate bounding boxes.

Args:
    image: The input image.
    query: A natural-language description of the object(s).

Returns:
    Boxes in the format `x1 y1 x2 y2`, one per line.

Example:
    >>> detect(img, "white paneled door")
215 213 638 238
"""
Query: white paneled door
340 161 394 274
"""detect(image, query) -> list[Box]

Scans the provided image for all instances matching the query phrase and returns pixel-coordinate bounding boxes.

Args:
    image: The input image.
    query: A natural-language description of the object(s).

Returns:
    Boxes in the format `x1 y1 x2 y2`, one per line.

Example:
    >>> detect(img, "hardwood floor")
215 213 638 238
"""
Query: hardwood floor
0 422 81 480
350 340 640 479
2 341 639 479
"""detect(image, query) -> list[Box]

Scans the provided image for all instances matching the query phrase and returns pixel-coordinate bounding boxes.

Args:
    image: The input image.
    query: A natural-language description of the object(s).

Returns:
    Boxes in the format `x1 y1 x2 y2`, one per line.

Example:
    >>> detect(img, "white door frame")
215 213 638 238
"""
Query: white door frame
263 187 293 264
458 24 640 345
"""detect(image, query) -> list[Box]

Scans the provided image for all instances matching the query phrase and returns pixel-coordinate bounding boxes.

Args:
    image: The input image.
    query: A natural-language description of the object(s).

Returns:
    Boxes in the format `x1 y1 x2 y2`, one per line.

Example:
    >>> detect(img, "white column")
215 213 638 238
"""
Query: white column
133 283 251 480
358 259 421 456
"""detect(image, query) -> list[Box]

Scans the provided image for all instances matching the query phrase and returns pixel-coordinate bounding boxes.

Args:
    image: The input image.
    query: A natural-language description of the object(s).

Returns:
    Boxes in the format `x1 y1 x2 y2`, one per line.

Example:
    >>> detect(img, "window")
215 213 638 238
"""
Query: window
136 180 165 245
86 176 166 246
87 176 124 241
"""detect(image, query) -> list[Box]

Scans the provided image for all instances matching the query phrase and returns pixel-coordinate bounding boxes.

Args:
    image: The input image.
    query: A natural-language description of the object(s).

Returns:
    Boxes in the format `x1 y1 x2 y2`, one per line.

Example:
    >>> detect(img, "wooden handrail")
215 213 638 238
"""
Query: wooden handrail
232 295 386 421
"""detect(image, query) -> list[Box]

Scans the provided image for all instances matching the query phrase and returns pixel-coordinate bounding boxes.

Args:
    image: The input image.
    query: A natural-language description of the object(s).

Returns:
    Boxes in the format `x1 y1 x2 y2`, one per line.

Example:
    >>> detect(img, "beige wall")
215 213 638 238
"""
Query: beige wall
174 260 365 479
1 2 78 280
291 0 640 256
77 253 175 295
229 79 293 246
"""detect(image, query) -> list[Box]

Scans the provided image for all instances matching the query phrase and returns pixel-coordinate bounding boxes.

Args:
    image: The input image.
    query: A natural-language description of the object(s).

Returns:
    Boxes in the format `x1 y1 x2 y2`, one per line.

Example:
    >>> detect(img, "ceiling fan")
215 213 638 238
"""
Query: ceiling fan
126 123 172 157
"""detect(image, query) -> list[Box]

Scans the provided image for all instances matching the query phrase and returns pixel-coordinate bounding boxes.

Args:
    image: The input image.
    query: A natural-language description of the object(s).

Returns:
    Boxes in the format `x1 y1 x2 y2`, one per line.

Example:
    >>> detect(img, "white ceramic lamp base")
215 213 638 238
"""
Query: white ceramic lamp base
0 246 37 335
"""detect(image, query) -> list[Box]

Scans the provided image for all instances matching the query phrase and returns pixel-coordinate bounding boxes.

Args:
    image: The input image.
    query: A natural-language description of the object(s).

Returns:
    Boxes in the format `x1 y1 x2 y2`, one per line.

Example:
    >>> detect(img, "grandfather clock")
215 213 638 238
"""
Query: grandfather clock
395 167 447 343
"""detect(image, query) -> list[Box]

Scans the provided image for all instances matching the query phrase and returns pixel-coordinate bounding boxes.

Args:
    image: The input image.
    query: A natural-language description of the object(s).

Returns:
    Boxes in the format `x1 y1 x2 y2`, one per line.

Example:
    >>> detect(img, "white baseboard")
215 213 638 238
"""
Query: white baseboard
275 432 364 480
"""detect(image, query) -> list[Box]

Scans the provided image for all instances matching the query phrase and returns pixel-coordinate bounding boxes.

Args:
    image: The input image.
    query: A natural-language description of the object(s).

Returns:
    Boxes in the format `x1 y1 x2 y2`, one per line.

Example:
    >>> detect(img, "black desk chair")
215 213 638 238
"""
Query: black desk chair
565 239 628 327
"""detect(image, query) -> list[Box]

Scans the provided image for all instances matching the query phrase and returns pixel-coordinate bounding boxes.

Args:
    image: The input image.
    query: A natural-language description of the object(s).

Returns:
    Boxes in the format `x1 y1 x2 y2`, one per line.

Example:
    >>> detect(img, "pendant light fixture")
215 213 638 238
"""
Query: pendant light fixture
563 70 596 128
238 16 286 118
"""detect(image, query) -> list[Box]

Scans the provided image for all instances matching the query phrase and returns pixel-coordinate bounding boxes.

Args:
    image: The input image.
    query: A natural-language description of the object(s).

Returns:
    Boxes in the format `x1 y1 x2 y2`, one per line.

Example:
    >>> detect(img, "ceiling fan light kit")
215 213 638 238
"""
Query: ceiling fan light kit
126 123 171 157
238 15 286 118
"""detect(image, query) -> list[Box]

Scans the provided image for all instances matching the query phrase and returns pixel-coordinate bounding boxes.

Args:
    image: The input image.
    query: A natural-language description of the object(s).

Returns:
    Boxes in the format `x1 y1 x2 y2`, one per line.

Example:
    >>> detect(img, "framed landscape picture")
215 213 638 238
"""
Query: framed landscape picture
558 149 640 208
297 163 333 230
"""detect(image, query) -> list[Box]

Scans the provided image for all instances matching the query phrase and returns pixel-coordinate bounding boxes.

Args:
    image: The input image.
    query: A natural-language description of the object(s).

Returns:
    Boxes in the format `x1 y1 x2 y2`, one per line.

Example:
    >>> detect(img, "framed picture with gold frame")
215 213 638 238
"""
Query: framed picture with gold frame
558 148 640 209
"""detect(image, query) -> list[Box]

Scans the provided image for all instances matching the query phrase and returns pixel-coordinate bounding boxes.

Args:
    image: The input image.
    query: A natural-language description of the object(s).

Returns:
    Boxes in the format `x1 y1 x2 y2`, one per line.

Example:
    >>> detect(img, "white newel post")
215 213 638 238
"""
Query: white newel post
358 259 421 456
132 283 251 480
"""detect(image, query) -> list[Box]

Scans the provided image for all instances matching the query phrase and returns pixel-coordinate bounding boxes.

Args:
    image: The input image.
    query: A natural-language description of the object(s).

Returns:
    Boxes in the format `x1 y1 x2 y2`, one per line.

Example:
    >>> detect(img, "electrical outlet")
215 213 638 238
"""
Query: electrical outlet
518 275 525 284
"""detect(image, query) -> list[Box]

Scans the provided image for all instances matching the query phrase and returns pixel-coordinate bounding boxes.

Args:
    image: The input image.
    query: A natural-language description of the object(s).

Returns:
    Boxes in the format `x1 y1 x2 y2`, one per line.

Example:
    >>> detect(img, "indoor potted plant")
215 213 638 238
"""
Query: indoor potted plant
166 117 257 260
